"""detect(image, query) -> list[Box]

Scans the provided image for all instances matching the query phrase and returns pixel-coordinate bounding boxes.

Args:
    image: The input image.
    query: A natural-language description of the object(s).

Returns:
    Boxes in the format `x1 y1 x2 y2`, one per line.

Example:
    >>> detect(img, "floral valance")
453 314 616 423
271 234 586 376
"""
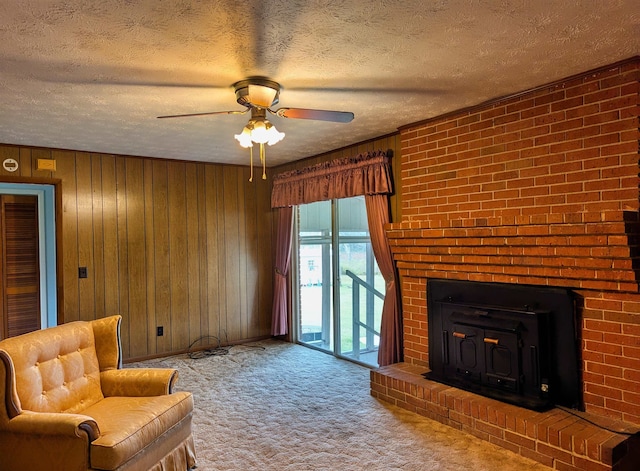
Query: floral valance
271 150 393 208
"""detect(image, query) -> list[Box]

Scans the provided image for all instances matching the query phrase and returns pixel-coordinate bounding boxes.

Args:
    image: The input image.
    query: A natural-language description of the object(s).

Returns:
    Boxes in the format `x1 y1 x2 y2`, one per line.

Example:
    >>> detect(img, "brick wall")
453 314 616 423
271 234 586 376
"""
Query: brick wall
387 57 640 425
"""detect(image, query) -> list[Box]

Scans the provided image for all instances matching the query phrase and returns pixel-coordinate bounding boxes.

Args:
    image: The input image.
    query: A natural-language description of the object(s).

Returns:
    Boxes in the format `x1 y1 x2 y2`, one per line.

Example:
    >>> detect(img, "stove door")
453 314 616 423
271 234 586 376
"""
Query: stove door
451 324 484 383
484 329 520 392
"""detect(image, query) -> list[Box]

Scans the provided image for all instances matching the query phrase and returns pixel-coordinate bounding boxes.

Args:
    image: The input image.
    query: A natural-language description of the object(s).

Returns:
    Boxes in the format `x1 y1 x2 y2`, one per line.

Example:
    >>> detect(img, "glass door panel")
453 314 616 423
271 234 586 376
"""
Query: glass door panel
298 201 333 353
336 197 383 365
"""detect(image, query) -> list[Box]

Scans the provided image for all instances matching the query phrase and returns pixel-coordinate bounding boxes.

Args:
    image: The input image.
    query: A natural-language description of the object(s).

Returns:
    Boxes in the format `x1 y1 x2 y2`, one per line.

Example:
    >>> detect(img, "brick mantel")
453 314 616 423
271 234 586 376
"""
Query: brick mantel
373 58 640 470
387 210 640 293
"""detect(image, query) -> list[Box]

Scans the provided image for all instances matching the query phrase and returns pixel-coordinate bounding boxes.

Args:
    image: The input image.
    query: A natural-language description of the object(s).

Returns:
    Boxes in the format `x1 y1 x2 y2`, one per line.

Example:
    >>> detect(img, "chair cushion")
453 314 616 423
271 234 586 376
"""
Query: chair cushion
84 392 193 470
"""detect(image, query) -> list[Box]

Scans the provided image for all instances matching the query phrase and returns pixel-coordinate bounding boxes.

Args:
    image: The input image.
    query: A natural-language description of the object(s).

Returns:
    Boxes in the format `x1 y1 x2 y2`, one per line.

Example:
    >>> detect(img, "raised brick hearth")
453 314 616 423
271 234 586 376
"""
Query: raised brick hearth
371 364 640 471
372 58 640 470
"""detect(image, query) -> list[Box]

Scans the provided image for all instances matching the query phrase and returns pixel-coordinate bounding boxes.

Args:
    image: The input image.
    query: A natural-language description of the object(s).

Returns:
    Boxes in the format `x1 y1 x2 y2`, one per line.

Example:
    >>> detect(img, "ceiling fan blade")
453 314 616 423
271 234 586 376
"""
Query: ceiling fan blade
273 108 354 123
157 109 248 119
287 86 444 95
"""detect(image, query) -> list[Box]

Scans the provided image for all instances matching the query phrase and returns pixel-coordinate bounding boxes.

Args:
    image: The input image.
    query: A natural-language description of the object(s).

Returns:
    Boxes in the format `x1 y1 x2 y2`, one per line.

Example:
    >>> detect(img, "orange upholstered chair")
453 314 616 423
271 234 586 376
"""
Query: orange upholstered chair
0 315 196 471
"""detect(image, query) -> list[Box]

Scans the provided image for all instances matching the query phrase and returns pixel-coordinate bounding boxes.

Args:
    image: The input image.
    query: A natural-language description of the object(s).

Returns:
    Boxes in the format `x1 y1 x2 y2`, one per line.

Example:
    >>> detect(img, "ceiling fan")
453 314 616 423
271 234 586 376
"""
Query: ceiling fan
157 77 354 181
157 76 355 122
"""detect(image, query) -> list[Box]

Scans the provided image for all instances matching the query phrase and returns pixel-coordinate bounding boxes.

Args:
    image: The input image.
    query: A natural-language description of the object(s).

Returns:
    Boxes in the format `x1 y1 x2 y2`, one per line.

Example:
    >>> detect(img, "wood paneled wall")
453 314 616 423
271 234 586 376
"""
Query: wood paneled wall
0 144 274 360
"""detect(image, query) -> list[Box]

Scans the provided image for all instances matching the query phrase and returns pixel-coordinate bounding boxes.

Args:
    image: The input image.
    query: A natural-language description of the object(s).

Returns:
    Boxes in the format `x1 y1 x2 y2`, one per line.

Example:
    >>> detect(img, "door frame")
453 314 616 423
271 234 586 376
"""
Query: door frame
0 176 63 329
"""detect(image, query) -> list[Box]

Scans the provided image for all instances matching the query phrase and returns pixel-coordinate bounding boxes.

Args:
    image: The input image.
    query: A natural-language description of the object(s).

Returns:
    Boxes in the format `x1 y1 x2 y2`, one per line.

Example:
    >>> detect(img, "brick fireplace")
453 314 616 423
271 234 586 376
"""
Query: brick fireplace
371 58 640 470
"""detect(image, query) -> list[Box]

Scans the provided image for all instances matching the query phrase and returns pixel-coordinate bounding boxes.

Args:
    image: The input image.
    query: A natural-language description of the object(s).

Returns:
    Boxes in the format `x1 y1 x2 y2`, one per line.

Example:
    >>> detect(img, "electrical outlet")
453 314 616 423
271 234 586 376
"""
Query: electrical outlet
78 267 88 279
157 326 164 337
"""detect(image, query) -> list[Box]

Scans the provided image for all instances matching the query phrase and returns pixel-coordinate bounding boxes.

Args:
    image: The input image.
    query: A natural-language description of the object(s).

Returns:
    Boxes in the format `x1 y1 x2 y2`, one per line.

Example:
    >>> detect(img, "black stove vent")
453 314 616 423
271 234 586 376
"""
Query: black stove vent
424 279 580 411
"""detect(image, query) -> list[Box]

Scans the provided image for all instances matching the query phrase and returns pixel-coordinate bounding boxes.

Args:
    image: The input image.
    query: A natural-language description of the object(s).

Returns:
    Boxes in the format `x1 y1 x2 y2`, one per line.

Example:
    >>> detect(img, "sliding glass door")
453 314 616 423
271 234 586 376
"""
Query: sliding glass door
294 196 383 367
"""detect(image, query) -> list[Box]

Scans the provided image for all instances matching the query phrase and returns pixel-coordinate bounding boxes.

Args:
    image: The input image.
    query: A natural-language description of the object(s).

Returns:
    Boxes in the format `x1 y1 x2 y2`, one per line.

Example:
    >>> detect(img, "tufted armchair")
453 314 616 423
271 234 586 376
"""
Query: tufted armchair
0 315 196 471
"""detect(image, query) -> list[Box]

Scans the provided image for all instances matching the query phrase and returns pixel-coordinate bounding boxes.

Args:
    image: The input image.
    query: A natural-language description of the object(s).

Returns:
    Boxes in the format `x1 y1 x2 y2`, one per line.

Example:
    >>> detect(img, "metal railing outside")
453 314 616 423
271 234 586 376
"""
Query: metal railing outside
344 270 384 360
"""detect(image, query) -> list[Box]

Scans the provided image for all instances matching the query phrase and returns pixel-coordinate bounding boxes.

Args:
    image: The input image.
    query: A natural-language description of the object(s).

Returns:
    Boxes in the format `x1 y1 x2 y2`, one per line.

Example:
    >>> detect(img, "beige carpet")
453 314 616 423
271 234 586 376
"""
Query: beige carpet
134 340 549 471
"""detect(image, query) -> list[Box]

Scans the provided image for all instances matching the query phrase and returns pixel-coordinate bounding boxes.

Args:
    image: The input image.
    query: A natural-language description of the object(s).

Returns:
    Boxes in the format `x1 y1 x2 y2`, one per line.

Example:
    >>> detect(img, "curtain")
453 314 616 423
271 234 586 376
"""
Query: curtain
271 206 294 336
271 150 392 208
271 149 402 365
365 194 402 366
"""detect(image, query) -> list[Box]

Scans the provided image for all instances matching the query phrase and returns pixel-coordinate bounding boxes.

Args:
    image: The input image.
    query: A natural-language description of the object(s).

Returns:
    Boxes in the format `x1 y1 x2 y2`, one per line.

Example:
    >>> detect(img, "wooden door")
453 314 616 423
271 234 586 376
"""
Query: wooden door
0 195 40 339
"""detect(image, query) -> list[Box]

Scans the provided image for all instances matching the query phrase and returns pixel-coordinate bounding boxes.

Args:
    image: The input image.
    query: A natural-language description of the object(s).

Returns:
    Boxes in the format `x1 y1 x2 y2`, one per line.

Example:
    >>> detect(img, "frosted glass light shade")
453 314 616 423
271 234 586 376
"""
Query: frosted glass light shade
234 126 253 148
234 119 284 147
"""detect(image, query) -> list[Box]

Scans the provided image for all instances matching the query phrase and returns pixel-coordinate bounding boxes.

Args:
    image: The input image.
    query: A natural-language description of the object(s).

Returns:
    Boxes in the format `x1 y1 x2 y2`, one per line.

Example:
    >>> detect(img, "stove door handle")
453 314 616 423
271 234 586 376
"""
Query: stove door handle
453 332 467 339
484 337 500 345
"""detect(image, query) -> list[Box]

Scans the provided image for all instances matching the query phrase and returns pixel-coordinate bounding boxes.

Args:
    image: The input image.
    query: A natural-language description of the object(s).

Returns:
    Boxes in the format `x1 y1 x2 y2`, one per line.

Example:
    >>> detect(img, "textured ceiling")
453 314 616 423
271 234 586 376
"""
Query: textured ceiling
0 1 638 167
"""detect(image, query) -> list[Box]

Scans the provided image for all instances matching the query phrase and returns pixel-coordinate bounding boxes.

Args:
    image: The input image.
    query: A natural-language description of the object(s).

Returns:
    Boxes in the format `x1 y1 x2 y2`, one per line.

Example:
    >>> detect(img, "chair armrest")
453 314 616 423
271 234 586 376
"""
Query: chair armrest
7 410 100 440
100 368 178 397
0 411 99 471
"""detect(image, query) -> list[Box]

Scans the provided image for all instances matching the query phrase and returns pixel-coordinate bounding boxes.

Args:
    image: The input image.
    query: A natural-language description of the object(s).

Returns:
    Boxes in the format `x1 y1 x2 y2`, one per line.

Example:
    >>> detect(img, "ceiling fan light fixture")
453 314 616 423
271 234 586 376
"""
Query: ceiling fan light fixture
235 116 285 182
234 118 285 146
247 84 279 108
163 77 350 182
233 78 281 108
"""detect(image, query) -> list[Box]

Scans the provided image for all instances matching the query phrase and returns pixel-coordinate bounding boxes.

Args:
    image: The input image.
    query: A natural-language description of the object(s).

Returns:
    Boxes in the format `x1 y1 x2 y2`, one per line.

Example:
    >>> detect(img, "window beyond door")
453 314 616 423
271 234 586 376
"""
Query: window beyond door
295 196 383 367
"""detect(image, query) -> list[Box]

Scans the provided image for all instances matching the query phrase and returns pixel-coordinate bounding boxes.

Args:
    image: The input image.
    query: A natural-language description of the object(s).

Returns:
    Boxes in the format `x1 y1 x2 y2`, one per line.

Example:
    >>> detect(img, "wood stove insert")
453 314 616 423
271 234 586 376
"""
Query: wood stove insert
424 279 580 411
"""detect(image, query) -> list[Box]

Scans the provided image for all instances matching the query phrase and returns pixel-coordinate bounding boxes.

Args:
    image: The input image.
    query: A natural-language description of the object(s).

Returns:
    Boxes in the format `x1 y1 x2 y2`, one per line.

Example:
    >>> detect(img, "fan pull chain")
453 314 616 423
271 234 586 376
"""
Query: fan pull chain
260 143 266 180
249 146 254 182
